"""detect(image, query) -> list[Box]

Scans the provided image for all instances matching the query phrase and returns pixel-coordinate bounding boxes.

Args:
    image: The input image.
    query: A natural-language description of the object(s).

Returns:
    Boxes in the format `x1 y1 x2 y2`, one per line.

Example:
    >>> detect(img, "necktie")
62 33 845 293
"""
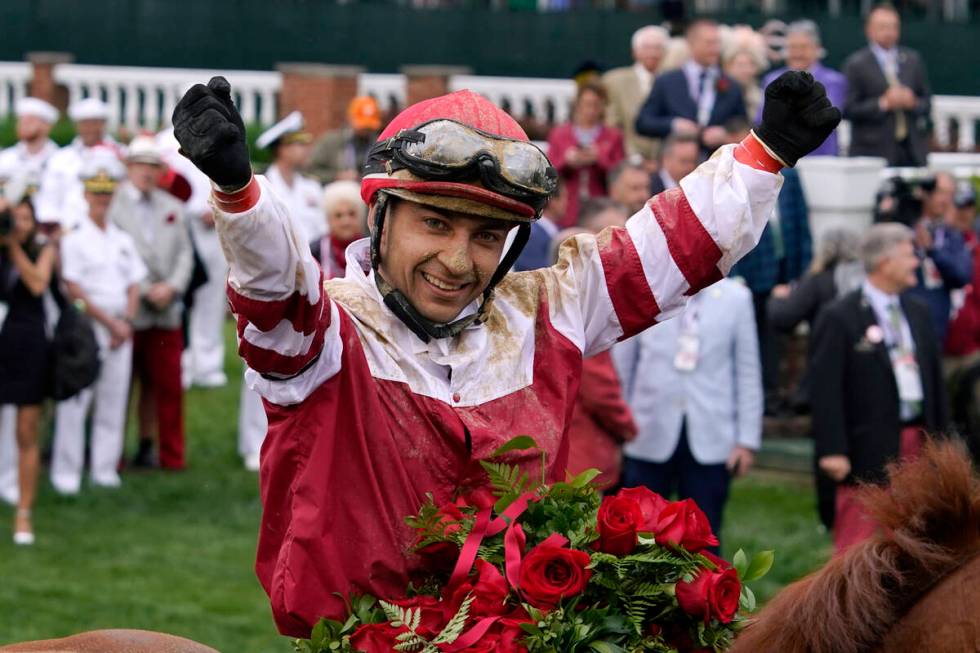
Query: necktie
882 55 908 141
887 301 922 417
696 68 711 126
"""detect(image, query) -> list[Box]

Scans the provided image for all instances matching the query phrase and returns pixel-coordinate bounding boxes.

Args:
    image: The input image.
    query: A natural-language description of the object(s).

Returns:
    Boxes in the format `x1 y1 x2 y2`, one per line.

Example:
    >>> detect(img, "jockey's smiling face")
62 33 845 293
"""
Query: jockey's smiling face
377 199 512 324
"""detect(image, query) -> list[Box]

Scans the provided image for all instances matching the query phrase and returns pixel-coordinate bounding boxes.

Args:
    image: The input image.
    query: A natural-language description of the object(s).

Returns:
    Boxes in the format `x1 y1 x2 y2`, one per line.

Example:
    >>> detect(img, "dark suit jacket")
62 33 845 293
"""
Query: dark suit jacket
810 289 948 485
635 68 747 145
843 46 931 166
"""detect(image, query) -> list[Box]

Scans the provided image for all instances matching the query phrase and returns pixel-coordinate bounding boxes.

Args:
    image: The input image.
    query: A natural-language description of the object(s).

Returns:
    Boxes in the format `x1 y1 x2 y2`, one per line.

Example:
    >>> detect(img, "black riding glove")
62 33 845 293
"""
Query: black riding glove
172 76 252 190
754 70 842 167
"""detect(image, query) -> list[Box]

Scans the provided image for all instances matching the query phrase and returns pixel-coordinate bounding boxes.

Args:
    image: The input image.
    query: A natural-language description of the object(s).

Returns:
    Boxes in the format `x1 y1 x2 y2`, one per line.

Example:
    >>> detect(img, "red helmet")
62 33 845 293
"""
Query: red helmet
360 90 551 223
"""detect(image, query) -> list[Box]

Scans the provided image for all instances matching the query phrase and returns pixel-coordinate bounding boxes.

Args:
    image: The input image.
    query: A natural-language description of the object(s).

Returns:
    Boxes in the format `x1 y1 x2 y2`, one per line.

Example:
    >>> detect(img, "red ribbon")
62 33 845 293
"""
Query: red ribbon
448 508 491 590
443 616 501 651
504 522 527 591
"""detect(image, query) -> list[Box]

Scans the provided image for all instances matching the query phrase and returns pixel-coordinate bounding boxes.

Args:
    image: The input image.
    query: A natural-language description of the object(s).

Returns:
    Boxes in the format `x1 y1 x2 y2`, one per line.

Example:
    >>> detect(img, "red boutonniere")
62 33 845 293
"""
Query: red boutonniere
716 77 731 94
165 213 177 224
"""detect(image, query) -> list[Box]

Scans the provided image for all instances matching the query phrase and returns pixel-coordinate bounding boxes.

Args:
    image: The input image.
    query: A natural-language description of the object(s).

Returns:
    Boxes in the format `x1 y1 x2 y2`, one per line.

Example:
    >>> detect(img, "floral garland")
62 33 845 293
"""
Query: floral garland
294 436 772 652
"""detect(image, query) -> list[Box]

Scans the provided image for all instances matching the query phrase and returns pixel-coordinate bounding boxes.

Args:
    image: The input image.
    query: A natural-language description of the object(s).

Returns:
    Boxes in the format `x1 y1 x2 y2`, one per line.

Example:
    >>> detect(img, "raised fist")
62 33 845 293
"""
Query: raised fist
754 71 842 167
172 76 251 189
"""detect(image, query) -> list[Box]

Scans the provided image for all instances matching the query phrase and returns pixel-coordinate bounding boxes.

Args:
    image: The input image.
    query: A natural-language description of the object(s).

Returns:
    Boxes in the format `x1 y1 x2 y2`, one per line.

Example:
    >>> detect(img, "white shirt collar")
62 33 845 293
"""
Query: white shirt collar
862 278 900 313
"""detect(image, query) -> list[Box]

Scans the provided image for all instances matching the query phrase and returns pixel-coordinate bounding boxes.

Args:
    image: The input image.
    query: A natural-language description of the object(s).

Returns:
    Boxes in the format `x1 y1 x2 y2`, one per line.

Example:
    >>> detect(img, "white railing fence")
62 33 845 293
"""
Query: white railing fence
1 62 978 154
52 64 281 131
932 94 980 152
0 63 31 121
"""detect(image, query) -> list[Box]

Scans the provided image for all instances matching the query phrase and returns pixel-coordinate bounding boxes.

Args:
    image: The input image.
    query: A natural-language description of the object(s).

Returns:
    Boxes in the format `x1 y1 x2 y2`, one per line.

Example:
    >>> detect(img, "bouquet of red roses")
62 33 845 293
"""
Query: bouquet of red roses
294 436 772 653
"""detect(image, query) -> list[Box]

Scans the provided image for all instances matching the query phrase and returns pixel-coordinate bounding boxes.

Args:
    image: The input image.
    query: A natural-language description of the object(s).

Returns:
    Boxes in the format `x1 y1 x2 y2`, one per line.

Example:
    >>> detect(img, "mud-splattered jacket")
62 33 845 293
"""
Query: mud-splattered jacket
212 137 784 636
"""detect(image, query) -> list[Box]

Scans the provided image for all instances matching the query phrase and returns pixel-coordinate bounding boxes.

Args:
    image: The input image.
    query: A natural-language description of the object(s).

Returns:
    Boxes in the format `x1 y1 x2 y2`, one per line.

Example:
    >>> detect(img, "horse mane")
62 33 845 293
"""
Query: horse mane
730 439 980 653
0 629 219 653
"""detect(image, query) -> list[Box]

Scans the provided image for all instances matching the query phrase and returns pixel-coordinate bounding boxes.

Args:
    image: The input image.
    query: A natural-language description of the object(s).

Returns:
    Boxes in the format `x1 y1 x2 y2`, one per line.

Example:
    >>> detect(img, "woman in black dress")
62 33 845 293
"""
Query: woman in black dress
0 197 56 545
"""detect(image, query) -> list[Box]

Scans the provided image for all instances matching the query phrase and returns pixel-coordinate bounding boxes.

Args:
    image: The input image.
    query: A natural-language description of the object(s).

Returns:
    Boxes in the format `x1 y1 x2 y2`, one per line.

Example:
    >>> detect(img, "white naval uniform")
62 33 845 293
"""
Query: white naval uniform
51 214 147 493
264 164 325 241
34 138 120 228
0 139 59 505
0 139 59 188
157 129 230 387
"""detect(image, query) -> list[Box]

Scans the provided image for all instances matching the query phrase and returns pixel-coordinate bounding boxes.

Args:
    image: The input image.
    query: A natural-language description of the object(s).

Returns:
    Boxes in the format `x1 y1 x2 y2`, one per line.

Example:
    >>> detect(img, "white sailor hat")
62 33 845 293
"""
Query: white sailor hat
68 97 110 122
256 111 311 150
125 135 163 166
79 148 125 193
16 97 59 124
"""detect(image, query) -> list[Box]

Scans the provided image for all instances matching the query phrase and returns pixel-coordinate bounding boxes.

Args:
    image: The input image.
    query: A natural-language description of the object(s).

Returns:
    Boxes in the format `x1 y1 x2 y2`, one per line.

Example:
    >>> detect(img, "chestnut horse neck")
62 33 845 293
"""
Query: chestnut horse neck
730 440 980 653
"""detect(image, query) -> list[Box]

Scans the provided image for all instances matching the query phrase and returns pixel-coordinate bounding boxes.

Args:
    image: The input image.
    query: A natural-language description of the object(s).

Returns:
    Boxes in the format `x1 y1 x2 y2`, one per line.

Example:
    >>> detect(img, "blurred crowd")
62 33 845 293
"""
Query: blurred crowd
1 4 978 557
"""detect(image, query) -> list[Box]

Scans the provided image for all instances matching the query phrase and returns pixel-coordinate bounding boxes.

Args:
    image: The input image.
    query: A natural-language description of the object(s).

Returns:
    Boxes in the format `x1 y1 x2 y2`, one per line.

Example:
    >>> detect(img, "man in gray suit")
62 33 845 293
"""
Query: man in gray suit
110 136 193 471
613 278 762 552
843 4 931 166
602 25 669 164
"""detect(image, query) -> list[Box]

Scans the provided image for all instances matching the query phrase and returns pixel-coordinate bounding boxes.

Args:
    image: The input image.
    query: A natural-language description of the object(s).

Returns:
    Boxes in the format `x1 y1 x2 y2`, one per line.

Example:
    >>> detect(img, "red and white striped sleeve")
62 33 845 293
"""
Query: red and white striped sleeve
546 134 784 357
212 175 342 405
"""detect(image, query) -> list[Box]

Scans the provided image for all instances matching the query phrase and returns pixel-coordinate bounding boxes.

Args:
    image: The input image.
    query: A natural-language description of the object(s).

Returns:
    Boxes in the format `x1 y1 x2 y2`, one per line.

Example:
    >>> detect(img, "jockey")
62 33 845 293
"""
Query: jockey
172 73 839 636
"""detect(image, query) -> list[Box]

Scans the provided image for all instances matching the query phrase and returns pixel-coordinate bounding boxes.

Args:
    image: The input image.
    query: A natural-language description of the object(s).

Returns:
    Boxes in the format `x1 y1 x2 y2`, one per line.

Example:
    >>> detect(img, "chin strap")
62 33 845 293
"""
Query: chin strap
370 190 532 343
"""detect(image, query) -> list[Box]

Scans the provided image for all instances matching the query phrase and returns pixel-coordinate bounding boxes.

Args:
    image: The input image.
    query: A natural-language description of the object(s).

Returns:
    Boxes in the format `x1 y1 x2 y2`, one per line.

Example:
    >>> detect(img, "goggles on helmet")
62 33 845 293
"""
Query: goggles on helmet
363 119 558 213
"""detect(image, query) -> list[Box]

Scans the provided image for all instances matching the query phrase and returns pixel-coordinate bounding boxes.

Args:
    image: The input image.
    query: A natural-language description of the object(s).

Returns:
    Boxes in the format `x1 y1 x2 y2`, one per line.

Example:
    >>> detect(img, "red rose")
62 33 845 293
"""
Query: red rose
349 622 406 652
446 559 510 617
655 498 719 552
675 565 741 624
716 77 730 94
452 618 530 653
597 495 643 555
617 486 669 532
519 543 592 610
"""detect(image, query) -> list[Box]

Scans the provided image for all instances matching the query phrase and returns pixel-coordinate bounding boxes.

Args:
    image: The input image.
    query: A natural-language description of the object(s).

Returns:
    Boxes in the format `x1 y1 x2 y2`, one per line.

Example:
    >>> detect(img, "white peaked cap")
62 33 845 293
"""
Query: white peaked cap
256 111 305 150
79 147 125 181
126 135 163 165
16 97 59 124
68 97 110 122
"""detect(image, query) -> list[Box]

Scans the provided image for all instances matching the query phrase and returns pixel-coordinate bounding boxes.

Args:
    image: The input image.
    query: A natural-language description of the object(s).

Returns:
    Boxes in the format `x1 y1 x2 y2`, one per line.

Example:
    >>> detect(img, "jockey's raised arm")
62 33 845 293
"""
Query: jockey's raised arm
172 73 839 635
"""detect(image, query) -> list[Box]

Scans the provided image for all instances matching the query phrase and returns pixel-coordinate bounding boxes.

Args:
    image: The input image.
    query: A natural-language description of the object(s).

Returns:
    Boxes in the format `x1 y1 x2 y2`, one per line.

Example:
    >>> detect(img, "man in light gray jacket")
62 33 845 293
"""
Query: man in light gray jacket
110 136 193 471
613 277 762 551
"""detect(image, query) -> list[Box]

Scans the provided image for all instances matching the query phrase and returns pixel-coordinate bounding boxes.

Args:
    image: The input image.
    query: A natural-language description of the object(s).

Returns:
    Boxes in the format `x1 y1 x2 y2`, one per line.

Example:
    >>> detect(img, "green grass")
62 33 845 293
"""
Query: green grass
0 326 831 650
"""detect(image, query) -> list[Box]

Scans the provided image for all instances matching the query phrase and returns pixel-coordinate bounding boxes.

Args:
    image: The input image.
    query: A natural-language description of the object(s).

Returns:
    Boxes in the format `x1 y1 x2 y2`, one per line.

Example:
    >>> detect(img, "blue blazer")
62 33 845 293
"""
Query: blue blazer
635 69 747 139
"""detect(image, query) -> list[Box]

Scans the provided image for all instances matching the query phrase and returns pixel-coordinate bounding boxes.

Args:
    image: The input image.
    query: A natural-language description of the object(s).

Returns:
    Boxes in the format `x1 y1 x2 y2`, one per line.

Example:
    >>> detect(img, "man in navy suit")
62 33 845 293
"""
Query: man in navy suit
635 19 747 157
